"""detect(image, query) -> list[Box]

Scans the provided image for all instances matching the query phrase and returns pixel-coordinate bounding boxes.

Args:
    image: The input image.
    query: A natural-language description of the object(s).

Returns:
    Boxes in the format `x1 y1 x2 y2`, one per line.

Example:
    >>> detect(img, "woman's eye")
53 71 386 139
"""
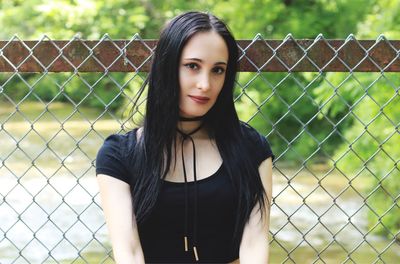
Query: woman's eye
185 63 198 70
213 67 225 74
184 63 225 74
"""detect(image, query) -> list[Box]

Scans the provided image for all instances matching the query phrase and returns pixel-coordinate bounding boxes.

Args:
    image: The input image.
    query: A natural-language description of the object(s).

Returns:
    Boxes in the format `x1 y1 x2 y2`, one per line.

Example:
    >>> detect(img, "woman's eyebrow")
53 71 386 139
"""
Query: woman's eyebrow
183 58 227 65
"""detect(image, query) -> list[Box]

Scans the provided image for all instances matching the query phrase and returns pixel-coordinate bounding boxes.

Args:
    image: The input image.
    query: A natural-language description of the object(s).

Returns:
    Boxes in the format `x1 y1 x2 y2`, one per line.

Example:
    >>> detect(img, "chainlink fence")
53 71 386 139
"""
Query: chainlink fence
0 34 399 263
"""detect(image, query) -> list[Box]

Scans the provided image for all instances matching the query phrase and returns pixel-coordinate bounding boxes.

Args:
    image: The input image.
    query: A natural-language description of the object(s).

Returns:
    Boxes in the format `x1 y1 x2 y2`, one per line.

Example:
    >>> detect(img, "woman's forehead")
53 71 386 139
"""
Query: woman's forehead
180 31 228 63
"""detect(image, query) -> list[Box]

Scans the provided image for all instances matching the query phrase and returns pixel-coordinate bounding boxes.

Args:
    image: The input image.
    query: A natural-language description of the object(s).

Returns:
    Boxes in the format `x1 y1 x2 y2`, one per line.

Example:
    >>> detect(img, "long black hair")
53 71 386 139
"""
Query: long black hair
129 11 268 249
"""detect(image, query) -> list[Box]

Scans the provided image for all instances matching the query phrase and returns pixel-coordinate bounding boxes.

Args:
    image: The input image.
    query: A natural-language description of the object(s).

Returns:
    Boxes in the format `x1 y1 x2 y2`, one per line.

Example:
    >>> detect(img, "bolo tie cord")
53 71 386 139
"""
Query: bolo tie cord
177 124 202 262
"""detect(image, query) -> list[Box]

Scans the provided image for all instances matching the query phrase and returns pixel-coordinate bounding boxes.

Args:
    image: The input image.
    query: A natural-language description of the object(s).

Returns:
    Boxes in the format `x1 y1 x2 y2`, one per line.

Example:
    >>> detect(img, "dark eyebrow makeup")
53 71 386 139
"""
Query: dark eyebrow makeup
183 58 227 66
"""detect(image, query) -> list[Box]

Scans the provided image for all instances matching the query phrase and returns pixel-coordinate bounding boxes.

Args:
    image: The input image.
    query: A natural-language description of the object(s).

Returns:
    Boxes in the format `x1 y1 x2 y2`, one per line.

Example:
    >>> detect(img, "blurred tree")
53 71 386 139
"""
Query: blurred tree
316 0 400 240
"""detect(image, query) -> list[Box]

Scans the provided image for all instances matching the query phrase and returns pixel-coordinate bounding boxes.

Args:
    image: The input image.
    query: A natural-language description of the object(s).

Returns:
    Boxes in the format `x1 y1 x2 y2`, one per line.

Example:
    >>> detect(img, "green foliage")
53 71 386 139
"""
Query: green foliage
317 0 400 239
357 0 400 39
0 0 149 39
316 72 400 240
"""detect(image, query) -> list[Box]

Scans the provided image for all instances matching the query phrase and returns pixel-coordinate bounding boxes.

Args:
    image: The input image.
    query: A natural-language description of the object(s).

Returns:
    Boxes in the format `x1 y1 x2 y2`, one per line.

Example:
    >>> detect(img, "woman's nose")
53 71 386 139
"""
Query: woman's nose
196 73 211 91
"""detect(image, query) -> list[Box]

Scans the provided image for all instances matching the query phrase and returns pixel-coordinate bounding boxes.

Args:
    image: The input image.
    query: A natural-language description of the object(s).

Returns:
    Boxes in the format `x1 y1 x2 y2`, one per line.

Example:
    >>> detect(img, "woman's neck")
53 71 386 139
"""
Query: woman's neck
177 120 207 138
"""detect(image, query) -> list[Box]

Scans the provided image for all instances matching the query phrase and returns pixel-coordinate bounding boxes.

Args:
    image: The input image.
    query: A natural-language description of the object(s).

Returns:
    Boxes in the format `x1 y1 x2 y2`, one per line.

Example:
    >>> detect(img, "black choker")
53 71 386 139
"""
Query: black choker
179 116 204 122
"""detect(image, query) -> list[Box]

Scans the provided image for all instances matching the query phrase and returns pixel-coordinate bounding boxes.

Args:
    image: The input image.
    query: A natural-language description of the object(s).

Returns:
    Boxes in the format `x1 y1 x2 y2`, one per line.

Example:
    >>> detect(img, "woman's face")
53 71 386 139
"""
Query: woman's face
178 30 229 118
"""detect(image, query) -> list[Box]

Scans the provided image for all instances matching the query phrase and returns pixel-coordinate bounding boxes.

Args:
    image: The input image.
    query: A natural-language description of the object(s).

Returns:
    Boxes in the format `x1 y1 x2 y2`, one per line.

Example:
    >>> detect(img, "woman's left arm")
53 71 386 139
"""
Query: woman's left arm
239 157 273 264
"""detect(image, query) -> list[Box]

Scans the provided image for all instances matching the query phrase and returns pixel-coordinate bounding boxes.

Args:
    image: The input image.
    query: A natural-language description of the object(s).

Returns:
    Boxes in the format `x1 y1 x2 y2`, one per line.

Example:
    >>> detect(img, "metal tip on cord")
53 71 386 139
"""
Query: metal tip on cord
193 246 199 261
184 236 188 252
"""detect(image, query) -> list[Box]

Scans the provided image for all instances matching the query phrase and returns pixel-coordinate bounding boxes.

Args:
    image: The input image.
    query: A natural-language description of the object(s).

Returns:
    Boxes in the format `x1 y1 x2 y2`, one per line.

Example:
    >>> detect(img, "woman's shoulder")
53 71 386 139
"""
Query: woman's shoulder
239 121 275 164
239 121 264 141
95 128 141 184
239 121 257 134
102 127 141 152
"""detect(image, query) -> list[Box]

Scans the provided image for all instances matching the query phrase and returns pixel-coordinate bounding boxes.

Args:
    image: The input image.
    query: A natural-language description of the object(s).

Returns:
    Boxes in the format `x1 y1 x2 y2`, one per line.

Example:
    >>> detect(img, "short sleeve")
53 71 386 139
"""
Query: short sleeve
241 122 275 166
258 133 275 163
95 134 131 184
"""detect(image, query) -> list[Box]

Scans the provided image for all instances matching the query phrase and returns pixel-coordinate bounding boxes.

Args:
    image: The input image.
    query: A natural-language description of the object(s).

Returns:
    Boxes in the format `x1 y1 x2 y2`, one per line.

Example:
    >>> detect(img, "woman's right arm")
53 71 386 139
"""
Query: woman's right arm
97 174 145 264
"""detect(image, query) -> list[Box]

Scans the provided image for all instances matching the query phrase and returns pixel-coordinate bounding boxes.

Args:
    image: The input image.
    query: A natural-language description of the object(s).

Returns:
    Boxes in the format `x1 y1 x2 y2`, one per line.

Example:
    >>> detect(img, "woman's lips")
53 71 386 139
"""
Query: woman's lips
189 95 210 104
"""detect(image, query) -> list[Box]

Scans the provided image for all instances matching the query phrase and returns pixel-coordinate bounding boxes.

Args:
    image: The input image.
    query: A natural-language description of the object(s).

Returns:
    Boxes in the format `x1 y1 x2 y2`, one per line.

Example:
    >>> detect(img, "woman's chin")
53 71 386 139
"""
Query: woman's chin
180 113 203 118
179 109 209 118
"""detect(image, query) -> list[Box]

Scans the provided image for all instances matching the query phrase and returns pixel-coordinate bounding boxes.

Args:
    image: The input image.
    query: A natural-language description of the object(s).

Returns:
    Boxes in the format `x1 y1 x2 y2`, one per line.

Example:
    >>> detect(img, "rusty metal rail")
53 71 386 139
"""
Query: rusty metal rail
1 34 399 72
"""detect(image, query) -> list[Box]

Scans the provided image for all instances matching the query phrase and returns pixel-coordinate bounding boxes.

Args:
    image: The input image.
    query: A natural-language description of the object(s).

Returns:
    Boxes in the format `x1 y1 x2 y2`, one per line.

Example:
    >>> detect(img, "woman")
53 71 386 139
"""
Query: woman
96 11 274 263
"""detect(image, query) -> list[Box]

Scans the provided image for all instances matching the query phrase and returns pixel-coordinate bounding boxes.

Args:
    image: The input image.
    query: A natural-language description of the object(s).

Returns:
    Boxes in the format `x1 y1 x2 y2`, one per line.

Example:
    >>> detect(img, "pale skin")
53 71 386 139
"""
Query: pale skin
97 30 273 263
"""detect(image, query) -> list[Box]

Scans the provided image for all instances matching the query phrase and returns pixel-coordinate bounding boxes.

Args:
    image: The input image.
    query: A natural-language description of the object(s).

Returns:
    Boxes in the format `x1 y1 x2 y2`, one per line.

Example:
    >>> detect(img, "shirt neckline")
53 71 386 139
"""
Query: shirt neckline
162 162 224 184
134 127 224 186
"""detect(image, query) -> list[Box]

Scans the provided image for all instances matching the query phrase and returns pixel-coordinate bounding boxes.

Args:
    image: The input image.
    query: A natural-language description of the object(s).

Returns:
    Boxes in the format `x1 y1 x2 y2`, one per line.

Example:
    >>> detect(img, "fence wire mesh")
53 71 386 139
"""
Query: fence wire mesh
0 34 399 263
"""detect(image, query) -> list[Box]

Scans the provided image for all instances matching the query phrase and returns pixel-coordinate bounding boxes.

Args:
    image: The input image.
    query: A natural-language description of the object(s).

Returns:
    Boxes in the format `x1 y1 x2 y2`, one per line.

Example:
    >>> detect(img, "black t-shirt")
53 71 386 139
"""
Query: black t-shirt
96 122 274 263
